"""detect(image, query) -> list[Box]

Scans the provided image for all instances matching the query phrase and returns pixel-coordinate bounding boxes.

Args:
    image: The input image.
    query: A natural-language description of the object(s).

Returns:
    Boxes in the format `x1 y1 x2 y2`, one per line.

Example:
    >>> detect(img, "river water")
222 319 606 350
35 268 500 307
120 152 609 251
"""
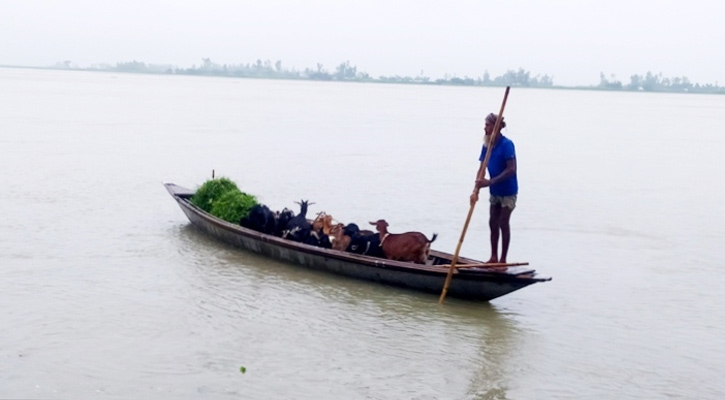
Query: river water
1 67 724 399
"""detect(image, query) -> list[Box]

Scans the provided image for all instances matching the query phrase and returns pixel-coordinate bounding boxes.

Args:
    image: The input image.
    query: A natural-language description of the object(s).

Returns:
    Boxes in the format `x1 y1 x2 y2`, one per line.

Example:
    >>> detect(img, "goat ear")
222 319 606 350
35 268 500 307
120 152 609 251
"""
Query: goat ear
369 221 376 226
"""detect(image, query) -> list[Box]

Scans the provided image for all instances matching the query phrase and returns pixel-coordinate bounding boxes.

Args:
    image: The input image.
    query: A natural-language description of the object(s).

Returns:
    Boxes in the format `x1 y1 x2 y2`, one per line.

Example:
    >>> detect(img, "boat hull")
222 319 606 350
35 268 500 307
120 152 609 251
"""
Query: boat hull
166 183 550 301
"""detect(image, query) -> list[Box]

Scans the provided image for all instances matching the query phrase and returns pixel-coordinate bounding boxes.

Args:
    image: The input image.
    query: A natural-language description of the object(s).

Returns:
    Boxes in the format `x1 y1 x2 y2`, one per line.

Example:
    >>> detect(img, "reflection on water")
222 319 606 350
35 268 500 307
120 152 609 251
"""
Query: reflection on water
170 222 524 399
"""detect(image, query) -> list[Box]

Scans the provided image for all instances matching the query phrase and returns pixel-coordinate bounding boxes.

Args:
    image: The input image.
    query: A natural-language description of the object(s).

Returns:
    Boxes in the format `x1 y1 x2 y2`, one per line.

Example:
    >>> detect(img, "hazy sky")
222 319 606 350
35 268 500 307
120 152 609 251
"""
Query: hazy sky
2 0 723 86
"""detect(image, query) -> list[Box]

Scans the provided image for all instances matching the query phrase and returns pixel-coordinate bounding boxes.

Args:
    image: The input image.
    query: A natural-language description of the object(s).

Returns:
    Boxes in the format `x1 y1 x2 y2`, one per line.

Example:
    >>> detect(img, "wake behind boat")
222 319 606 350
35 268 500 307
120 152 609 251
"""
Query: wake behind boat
165 183 551 301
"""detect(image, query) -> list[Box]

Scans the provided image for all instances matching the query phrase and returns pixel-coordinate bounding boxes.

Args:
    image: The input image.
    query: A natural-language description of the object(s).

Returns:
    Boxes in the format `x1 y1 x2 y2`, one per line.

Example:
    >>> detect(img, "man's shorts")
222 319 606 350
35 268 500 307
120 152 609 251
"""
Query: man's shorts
490 195 517 210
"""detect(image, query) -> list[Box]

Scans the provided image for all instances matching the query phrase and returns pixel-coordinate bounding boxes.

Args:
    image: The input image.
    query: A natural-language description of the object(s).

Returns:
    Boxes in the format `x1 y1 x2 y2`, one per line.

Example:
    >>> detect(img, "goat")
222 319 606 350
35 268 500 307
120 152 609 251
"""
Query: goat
312 212 335 235
343 223 360 236
303 229 332 248
329 223 351 252
347 231 385 258
240 204 276 234
369 219 437 264
343 223 374 237
274 208 295 237
283 200 314 243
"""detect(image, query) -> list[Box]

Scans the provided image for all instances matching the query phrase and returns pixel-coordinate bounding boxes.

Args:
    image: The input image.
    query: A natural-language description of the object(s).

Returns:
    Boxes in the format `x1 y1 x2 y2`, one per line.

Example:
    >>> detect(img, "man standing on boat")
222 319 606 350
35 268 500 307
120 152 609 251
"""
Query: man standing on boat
471 113 518 264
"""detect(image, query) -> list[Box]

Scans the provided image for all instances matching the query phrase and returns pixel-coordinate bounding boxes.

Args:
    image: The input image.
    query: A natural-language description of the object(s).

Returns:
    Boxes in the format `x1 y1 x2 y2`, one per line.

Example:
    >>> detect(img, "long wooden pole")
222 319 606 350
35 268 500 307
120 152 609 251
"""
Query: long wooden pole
439 86 510 304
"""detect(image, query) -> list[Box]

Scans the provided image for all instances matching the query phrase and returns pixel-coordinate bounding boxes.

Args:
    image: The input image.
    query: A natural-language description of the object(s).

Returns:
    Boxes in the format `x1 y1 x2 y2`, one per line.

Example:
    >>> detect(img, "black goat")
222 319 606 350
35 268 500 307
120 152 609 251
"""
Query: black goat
240 204 276 234
342 223 376 237
274 207 295 237
283 199 314 243
302 229 332 249
347 232 384 258
343 223 360 237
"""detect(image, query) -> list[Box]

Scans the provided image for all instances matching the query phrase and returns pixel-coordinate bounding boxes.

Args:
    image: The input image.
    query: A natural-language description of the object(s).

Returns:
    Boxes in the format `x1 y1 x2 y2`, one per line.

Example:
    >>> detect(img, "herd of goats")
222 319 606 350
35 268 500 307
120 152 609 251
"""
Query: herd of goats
239 200 438 264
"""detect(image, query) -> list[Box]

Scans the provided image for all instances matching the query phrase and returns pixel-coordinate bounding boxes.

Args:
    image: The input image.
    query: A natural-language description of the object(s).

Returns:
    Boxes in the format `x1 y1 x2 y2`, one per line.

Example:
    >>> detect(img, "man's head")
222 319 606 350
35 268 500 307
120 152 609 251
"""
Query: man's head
483 113 506 145
484 113 506 136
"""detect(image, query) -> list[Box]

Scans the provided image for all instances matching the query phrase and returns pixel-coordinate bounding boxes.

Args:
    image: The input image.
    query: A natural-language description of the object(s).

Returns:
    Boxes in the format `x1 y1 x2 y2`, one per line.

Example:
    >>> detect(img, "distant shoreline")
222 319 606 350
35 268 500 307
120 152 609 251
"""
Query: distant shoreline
2 62 722 95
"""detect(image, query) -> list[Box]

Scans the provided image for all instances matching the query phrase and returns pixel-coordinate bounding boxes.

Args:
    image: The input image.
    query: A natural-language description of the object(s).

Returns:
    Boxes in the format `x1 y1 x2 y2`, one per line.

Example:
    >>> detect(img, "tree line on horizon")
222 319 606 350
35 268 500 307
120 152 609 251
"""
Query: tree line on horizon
53 58 555 88
52 58 723 94
598 71 722 94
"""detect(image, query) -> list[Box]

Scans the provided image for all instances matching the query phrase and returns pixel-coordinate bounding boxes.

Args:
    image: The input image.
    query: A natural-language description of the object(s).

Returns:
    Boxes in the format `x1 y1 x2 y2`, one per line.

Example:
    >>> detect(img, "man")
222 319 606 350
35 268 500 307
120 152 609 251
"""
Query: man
470 113 518 264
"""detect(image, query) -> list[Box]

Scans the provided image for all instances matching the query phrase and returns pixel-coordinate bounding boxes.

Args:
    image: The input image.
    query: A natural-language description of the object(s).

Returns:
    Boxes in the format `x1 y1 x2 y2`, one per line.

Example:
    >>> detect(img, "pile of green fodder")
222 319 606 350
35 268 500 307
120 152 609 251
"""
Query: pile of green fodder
190 177 258 223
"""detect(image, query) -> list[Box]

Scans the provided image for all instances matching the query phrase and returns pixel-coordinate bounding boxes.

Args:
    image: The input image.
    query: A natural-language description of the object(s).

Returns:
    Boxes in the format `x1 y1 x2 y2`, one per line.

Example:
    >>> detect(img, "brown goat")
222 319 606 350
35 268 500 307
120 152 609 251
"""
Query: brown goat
328 223 351 252
312 212 335 235
369 219 437 264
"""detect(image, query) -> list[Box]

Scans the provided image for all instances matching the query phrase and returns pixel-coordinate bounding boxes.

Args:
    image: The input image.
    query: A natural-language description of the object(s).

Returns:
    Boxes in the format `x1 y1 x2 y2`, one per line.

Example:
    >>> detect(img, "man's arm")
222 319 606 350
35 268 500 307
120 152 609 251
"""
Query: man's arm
489 158 517 186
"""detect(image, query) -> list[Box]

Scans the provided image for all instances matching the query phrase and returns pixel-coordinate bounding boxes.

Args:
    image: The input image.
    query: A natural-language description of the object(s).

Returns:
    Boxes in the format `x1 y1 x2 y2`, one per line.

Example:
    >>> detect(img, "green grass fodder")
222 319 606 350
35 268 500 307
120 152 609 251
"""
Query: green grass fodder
191 177 240 213
210 189 258 223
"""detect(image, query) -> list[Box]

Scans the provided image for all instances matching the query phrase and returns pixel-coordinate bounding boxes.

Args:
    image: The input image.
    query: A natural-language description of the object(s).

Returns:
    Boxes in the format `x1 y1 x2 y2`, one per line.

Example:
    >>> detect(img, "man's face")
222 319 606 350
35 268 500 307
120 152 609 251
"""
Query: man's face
484 121 494 135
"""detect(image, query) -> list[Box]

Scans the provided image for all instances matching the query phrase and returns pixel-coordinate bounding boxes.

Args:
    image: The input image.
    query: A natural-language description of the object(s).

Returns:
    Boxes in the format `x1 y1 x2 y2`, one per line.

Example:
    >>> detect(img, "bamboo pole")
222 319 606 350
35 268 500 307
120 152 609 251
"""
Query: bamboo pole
438 86 511 304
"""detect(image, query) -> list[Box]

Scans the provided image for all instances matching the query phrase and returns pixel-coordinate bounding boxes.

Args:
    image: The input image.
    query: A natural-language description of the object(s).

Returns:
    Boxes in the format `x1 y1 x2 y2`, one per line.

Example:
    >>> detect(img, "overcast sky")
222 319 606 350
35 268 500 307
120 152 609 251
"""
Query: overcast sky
2 0 723 86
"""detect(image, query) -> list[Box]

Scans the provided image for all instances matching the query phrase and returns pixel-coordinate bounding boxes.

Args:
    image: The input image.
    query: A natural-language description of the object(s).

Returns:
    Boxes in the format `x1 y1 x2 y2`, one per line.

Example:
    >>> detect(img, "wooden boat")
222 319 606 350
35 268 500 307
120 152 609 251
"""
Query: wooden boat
165 183 551 301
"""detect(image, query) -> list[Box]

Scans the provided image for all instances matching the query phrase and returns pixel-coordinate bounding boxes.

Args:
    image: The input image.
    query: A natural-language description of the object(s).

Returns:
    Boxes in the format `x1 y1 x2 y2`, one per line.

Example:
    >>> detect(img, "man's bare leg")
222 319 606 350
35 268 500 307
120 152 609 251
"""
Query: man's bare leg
487 204 502 263
498 206 513 263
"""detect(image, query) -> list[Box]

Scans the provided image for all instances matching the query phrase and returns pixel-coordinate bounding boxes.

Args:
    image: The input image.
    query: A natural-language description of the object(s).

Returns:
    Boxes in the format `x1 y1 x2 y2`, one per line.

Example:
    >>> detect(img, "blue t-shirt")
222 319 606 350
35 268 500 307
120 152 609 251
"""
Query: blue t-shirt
479 135 518 196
